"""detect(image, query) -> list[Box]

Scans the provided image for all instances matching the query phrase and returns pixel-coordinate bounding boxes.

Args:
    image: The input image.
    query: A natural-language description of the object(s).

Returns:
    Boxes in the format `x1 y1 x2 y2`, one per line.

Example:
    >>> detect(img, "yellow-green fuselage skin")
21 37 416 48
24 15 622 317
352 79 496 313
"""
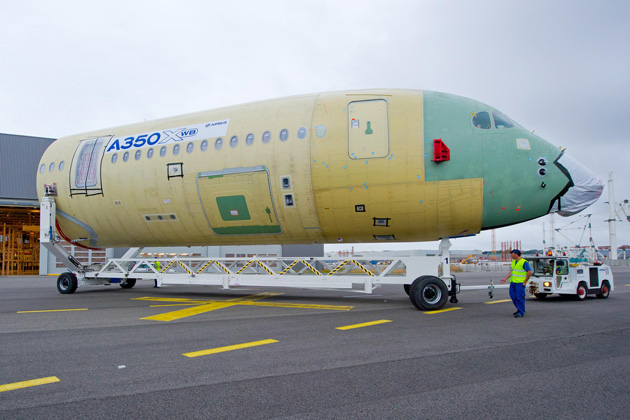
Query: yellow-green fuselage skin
36 89 568 248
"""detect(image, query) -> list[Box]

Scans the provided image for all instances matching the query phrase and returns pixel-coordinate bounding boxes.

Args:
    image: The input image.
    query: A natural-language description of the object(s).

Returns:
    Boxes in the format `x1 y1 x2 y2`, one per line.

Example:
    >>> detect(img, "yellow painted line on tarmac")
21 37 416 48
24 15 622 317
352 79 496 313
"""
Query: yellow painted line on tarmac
17 308 88 313
139 293 282 322
135 297 220 305
136 292 353 322
424 307 463 314
484 299 512 305
238 301 353 311
143 301 237 321
336 320 392 330
183 339 278 358
0 376 60 393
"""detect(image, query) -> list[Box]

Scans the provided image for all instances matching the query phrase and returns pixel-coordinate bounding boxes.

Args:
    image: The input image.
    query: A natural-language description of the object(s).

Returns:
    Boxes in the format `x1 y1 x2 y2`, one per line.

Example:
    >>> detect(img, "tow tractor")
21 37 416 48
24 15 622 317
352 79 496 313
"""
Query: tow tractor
527 256 614 300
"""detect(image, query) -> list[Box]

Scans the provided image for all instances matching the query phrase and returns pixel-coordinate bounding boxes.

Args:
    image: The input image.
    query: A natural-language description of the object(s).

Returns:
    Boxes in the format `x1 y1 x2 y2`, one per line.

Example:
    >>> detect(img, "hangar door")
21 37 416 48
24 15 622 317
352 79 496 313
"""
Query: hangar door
197 166 282 235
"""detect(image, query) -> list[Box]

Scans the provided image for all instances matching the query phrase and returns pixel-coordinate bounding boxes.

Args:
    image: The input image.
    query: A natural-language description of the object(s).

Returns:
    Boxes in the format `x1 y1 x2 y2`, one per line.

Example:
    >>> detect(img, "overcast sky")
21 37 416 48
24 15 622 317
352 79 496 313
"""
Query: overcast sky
1 0 628 253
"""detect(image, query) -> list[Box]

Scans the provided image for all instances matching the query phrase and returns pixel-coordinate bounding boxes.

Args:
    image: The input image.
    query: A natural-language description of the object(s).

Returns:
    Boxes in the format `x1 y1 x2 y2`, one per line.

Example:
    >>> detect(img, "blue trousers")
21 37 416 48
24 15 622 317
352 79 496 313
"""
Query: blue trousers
509 283 526 315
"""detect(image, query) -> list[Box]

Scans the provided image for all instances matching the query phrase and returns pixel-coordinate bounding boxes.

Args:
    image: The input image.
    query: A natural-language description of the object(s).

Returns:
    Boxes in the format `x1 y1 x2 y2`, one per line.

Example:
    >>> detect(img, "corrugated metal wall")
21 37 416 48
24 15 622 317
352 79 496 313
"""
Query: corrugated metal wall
0 133 55 200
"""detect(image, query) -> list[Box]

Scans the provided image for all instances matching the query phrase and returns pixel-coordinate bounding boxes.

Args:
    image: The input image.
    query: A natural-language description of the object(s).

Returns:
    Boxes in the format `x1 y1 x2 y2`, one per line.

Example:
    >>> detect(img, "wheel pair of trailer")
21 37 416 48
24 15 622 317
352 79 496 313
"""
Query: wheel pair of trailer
403 275 455 310
56 273 135 294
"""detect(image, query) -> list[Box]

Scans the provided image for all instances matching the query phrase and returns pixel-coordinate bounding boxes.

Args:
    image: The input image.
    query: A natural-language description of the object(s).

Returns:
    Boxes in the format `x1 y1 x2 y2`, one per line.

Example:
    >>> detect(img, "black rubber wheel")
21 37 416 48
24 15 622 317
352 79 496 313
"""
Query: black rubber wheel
576 283 588 301
403 284 411 296
534 293 548 299
409 275 448 311
120 278 137 289
596 281 610 299
57 272 78 294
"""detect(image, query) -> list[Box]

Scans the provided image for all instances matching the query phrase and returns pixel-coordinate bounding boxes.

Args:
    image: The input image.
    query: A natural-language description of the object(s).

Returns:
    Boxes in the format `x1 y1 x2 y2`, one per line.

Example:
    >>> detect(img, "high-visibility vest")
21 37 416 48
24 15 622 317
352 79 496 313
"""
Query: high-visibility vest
510 258 528 283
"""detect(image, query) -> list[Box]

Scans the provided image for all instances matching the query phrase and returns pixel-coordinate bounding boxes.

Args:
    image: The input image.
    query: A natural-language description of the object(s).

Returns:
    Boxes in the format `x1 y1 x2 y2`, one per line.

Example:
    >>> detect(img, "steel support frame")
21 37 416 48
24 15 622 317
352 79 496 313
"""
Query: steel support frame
41 196 502 295
82 254 443 293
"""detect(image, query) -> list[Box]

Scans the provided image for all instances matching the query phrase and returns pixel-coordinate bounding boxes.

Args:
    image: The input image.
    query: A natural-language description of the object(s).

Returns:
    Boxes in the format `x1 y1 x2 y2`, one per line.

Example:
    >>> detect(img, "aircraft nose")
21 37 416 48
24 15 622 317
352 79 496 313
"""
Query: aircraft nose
551 152 604 217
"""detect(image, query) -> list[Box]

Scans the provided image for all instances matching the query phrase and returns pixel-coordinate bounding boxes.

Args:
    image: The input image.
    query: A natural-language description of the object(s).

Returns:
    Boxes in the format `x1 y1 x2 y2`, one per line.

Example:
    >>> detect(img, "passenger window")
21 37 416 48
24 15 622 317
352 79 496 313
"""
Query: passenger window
472 112 491 129
493 112 515 129
160 146 167 157
147 148 154 159
246 133 254 145
135 150 141 160
201 140 208 151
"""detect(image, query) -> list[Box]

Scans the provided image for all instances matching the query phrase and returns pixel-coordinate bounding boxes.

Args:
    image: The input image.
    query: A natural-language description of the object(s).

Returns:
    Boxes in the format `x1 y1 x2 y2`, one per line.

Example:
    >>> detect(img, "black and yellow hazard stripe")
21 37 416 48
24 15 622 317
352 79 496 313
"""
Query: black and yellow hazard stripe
161 261 176 273
327 260 349 276
279 260 299 275
256 261 274 275
196 260 214 274
352 260 374 276
177 261 192 274
214 261 231 274
236 260 254 274
302 260 322 276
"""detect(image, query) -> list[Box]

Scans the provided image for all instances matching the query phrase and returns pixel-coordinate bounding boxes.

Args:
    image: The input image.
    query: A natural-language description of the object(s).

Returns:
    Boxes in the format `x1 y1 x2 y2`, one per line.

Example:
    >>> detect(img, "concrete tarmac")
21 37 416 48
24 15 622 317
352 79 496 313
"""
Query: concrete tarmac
1 268 629 419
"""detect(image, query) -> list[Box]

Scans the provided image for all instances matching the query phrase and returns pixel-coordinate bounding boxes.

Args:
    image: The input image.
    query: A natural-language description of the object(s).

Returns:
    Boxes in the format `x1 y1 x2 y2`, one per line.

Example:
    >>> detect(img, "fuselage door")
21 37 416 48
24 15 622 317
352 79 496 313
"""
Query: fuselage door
348 99 389 159
69 136 110 196
197 166 282 236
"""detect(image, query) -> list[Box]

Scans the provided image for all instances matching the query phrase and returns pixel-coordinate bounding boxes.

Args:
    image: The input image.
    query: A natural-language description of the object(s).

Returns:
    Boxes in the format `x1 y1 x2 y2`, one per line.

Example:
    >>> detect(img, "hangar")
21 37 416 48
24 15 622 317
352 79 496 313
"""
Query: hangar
0 133 55 275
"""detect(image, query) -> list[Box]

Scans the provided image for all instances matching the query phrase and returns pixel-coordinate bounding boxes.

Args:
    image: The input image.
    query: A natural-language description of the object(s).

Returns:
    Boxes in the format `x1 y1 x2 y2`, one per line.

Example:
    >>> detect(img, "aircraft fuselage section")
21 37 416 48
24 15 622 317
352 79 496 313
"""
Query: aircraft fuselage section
36 89 590 248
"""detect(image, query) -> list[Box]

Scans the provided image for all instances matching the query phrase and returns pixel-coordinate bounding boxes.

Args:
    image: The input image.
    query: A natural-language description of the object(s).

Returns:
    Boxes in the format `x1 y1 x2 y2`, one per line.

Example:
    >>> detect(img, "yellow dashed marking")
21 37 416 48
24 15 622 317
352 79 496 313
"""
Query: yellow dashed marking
0 376 60 393
135 293 353 322
424 307 463 314
484 299 512 305
183 339 278 357
17 308 88 313
238 301 353 311
336 320 392 330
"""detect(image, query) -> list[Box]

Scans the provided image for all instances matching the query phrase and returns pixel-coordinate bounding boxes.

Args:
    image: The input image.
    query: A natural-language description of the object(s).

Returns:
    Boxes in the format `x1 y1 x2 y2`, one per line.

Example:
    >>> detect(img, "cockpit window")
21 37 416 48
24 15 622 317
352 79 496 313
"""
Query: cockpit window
493 112 515 129
472 112 491 129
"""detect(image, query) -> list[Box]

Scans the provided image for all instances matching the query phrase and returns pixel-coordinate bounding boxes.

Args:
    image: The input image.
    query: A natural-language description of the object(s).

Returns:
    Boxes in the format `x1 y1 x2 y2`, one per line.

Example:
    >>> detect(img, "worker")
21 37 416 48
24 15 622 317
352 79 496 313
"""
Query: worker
154 260 161 288
500 249 531 318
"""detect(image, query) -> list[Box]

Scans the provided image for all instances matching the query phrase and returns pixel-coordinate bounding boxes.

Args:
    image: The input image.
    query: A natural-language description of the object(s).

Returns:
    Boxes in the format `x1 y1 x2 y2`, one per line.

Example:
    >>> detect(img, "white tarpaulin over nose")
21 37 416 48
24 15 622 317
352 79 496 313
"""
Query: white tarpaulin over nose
551 153 604 217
